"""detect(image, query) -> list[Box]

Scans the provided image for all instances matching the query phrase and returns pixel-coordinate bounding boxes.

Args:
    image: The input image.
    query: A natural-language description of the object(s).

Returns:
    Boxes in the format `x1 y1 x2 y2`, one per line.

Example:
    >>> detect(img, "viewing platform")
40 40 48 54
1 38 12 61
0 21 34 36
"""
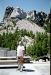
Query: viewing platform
0 56 32 65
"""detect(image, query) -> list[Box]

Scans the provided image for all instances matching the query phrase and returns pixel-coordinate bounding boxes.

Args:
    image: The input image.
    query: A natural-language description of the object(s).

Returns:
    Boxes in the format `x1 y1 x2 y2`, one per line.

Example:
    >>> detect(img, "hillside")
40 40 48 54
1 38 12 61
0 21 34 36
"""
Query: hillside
0 19 45 35
15 19 45 33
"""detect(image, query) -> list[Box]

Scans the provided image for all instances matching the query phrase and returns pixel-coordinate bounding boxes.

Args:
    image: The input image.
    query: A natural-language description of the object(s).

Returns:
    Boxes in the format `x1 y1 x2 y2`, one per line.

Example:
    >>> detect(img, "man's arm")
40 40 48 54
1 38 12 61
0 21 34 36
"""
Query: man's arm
23 50 25 56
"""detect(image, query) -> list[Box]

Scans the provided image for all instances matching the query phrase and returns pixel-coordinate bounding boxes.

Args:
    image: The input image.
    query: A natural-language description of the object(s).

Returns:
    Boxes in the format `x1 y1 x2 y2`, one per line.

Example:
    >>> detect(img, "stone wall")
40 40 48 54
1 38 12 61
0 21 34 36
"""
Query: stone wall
0 48 16 57
7 50 16 57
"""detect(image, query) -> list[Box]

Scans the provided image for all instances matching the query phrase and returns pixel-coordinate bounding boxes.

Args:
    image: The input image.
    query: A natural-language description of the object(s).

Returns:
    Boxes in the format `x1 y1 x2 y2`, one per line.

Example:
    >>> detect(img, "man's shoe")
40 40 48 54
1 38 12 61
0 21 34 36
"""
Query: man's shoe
20 69 23 72
18 68 21 70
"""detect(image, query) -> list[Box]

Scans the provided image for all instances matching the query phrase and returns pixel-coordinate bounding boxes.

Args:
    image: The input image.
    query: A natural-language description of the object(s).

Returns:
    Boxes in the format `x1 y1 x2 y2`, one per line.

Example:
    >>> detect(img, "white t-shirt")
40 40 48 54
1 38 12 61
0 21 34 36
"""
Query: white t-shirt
17 45 25 57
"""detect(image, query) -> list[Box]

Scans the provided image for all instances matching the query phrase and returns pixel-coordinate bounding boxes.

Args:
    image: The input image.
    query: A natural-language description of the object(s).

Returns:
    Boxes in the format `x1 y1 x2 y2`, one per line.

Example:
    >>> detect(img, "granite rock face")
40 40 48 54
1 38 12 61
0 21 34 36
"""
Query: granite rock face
27 10 36 20
16 19 45 34
10 7 27 19
3 6 50 24
3 6 14 20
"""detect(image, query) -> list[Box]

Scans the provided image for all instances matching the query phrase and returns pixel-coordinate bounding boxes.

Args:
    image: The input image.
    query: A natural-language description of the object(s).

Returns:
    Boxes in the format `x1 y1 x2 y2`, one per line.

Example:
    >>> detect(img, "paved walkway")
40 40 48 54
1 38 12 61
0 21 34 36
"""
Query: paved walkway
0 62 50 75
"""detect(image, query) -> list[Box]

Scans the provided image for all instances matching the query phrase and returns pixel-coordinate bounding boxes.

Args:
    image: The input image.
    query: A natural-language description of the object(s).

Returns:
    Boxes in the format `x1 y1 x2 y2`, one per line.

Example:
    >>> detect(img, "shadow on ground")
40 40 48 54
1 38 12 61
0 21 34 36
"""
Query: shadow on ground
23 69 35 72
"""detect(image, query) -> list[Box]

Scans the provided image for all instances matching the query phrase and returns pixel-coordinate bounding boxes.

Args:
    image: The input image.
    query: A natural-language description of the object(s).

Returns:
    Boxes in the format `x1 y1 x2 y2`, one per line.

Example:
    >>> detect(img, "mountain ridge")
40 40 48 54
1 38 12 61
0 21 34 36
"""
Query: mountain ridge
0 6 50 34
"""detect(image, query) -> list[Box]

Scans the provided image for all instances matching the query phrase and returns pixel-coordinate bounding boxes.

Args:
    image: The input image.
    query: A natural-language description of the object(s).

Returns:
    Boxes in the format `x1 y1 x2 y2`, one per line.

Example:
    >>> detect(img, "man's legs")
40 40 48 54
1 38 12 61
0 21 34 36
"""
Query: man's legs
17 57 21 70
18 63 23 72
20 57 24 72
17 57 24 72
18 63 21 70
20 64 23 72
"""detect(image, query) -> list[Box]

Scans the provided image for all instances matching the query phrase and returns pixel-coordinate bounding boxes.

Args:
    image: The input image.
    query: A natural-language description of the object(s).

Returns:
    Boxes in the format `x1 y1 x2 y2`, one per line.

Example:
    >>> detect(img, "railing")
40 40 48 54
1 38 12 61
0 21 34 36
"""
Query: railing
0 56 32 64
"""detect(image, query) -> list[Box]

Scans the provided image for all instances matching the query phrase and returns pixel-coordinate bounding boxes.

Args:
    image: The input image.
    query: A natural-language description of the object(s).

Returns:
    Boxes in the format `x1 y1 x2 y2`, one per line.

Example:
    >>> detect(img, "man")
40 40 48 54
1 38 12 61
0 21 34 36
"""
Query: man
17 41 25 72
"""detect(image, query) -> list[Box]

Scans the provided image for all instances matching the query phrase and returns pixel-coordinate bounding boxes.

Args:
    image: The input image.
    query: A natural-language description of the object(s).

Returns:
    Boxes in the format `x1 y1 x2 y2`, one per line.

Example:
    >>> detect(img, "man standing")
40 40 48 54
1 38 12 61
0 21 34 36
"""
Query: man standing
17 41 25 72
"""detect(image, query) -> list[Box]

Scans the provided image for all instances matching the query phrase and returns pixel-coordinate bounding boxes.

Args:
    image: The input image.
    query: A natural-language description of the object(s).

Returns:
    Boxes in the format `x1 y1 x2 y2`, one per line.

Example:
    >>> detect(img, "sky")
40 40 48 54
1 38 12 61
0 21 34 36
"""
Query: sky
0 0 51 22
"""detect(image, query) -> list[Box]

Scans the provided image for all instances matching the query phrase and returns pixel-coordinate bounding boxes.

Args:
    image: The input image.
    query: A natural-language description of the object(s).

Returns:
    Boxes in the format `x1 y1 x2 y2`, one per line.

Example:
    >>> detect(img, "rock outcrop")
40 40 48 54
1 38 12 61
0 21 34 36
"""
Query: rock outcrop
0 6 50 35
3 6 14 20
27 10 36 20
10 7 27 19
15 19 45 34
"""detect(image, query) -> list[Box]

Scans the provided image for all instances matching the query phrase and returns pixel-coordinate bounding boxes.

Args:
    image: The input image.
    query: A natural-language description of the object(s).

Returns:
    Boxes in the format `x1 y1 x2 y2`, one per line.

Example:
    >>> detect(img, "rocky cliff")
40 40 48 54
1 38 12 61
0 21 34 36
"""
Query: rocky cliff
0 6 50 34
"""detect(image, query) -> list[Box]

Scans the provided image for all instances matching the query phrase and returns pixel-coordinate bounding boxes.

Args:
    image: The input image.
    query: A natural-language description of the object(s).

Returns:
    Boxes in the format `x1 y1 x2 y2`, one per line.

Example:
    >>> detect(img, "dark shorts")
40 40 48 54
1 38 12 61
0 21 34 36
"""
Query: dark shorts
17 56 24 64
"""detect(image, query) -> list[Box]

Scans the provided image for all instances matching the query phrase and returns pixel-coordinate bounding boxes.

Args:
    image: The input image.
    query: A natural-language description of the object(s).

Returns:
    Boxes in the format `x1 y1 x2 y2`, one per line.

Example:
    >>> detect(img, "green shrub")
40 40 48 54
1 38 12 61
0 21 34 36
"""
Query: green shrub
26 32 50 58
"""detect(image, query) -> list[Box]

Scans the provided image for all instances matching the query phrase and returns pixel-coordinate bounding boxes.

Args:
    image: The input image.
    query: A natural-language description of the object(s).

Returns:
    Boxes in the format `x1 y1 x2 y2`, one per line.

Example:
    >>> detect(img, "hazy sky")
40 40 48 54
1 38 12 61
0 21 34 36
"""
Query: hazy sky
0 0 51 22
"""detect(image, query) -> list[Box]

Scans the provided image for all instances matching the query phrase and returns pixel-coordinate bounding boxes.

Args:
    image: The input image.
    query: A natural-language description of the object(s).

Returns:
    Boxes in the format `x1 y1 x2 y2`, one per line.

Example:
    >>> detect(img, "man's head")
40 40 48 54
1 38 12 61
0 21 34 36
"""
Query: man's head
19 41 24 46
